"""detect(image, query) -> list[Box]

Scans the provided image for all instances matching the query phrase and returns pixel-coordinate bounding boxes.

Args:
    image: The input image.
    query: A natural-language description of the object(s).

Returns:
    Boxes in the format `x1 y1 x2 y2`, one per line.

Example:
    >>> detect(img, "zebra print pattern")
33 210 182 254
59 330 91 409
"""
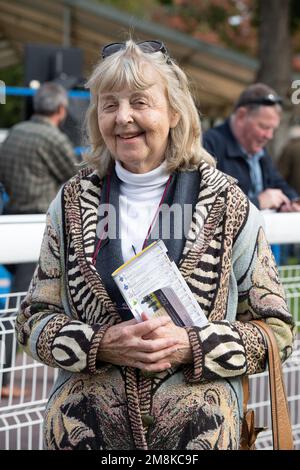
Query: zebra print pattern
183 320 248 383
181 163 235 258
200 321 247 378
180 165 248 323
63 170 121 327
51 320 101 372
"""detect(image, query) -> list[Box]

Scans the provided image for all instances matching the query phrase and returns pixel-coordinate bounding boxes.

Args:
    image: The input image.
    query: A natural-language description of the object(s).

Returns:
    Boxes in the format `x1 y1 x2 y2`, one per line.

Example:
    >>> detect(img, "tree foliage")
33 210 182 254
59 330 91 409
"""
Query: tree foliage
97 0 300 64
0 64 24 128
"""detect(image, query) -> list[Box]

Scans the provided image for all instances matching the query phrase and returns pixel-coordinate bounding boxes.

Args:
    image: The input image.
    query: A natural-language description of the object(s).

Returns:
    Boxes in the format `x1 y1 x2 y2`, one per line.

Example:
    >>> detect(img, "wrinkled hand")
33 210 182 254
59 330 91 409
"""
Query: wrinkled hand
258 189 290 210
141 313 192 368
97 315 180 372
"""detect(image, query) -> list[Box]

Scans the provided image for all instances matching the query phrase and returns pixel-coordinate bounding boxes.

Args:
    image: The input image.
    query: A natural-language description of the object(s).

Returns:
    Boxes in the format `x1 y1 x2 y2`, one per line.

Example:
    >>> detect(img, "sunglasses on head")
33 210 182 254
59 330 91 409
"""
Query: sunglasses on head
101 40 170 61
238 93 283 107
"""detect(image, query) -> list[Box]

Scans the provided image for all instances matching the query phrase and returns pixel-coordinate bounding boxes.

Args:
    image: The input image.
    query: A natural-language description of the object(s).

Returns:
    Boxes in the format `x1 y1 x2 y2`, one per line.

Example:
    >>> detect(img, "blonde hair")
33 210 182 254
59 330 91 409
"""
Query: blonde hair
84 39 215 176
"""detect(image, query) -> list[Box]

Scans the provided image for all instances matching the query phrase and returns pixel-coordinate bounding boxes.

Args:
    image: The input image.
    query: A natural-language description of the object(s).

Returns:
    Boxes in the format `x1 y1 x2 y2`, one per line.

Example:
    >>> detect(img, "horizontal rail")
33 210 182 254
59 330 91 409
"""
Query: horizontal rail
262 211 300 244
1 211 300 263
0 215 46 263
4 86 90 100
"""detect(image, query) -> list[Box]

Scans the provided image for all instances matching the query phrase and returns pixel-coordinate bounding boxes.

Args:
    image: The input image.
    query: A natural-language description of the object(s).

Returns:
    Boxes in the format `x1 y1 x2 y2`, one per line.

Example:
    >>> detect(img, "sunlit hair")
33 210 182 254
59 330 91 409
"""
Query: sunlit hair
84 39 215 176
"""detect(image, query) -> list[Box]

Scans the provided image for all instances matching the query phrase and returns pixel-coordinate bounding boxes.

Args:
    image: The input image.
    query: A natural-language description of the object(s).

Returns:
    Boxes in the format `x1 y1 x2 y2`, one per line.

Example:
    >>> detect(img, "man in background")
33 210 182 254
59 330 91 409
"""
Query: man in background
203 83 300 212
0 82 77 397
0 81 77 214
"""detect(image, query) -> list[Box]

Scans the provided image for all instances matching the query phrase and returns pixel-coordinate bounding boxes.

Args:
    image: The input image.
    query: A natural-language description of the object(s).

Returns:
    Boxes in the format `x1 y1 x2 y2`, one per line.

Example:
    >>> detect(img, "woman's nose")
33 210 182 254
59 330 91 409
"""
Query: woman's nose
115 102 134 125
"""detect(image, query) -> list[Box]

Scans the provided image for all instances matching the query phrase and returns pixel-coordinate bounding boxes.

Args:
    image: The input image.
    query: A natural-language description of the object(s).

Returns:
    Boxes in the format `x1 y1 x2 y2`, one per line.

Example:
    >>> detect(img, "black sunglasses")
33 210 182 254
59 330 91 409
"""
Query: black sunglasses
101 40 170 61
238 93 283 107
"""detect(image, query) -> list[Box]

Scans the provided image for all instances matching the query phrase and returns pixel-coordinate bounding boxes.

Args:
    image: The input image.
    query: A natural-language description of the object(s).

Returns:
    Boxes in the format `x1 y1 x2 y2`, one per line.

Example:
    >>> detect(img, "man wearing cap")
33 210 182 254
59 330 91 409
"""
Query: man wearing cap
203 83 300 212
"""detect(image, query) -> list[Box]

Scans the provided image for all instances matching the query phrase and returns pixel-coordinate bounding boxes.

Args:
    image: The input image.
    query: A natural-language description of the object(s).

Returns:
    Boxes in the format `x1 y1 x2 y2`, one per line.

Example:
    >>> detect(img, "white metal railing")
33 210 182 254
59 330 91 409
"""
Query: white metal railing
1 211 300 263
252 270 300 449
0 266 300 450
0 293 58 450
250 345 300 449
0 215 46 264
279 264 300 285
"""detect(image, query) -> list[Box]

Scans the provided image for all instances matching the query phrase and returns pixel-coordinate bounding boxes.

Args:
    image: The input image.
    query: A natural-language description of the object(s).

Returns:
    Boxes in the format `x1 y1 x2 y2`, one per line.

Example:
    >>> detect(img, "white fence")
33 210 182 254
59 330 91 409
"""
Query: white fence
0 292 58 450
0 266 300 450
1 211 300 264
251 267 300 449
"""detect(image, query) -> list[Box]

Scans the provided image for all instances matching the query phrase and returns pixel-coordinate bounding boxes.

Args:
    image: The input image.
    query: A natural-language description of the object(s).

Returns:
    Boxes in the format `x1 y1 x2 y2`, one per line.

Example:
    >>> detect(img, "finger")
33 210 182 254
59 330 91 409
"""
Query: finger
139 361 172 373
130 315 172 336
280 202 292 212
122 318 140 326
142 322 175 340
138 345 179 363
139 336 178 352
292 202 300 212
280 192 290 204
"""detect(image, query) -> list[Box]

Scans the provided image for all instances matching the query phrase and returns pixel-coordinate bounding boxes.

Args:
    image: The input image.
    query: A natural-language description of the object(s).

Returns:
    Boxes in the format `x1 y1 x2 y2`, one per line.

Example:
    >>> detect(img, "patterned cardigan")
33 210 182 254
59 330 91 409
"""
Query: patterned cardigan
15 162 295 450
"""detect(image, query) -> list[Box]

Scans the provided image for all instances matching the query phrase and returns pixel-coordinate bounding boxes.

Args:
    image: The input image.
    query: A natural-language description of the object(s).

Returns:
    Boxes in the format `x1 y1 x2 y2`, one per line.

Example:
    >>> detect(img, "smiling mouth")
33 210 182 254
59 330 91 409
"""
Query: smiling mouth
118 132 144 140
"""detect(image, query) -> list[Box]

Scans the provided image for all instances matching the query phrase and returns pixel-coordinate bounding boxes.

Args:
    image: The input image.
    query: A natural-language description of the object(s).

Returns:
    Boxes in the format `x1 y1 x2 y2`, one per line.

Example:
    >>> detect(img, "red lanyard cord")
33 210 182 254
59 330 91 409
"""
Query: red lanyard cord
92 173 173 264
92 173 111 265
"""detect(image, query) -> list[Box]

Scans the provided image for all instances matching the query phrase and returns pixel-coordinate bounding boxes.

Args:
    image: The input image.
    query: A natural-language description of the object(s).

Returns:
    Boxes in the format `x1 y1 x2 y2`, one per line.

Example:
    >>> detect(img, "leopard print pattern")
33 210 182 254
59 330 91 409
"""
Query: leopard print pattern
36 315 71 367
210 185 248 321
233 321 266 374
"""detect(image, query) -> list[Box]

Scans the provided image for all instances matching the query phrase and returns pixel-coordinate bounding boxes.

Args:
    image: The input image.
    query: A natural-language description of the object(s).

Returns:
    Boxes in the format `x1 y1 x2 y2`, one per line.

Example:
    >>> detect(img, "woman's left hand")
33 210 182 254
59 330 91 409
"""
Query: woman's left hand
141 312 192 367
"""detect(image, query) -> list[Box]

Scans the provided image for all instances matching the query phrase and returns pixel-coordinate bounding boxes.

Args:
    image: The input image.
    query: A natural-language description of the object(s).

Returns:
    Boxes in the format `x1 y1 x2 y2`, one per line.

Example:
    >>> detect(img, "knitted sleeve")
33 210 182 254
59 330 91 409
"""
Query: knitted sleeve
184 203 295 383
15 193 109 375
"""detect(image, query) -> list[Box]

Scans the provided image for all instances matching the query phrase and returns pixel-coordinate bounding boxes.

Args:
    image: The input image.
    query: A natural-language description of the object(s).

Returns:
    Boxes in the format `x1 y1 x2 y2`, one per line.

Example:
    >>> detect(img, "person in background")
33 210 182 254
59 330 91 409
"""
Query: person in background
277 125 300 263
278 125 300 195
0 82 77 398
15 40 294 450
0 82 77 215
203 83 300 212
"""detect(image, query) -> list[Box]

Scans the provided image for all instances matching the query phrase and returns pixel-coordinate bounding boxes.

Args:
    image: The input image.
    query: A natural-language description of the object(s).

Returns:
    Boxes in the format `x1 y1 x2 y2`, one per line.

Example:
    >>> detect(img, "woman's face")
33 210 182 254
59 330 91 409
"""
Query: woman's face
97 64 179 173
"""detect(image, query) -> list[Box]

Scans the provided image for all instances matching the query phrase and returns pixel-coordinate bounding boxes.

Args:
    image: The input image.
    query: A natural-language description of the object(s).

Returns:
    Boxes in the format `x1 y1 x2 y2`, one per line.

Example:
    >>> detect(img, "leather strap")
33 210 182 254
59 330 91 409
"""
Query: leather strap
242 375 249 416
252 320 294 450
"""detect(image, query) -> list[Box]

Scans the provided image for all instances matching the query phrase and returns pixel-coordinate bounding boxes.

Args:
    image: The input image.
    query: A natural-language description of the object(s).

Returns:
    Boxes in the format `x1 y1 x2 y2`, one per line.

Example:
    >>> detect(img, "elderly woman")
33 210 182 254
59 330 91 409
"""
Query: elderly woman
16 39 294 450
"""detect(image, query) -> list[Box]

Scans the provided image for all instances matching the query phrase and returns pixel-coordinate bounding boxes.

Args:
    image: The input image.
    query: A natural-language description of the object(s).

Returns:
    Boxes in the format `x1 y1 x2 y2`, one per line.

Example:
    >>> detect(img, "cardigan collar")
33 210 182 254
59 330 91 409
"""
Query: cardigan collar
64 162 236 314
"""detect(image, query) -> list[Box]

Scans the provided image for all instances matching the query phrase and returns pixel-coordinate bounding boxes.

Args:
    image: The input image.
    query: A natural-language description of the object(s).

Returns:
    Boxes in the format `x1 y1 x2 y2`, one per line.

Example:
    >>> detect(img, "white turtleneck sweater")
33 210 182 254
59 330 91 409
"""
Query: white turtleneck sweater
115 160 170 262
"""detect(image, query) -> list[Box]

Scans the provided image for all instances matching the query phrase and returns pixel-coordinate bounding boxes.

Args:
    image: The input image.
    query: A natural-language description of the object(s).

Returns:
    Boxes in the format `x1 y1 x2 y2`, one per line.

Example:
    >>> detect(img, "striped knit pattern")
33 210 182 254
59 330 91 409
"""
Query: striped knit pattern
183 328 203 382
124 368 148 449
64 170 121 326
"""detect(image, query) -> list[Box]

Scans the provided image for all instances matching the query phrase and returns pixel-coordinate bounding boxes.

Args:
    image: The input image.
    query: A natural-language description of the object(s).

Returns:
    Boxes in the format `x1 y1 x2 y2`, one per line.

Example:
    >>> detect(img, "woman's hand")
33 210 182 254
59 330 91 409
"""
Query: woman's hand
97 315 180 372
141 313 193 367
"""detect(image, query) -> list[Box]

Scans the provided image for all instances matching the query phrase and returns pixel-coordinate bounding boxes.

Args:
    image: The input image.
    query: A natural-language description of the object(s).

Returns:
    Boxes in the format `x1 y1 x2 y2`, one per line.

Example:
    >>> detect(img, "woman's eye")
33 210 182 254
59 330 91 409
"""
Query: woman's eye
103 103 117 110
133 100 147 107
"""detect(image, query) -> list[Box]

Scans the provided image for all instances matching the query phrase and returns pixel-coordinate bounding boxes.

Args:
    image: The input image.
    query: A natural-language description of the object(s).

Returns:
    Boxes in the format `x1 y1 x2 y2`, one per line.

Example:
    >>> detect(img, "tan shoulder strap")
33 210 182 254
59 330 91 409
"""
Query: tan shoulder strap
252 320 294 450
242 375 250 415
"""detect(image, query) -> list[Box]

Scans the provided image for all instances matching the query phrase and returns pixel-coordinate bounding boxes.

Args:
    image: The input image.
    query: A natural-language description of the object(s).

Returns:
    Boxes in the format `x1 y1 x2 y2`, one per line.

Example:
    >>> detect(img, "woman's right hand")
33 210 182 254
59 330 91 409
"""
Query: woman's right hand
97 316 179 372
